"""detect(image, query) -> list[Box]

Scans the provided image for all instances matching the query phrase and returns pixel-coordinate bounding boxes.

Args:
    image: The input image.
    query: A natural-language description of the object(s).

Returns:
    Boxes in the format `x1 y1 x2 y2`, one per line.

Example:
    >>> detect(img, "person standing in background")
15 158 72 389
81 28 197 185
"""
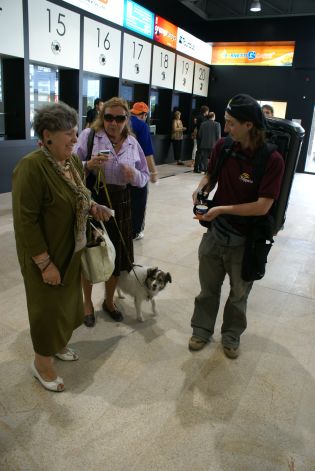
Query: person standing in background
171 110 186 165
261 104 274 118
198 112 221 172
191 117 198 168
194 105 210 173
129 101 158 241
85 98 104 128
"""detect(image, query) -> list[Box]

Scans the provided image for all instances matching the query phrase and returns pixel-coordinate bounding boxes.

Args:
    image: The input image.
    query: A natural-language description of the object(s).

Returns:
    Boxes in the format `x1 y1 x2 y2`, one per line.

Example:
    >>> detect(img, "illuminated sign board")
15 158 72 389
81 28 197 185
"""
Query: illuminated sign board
29 0 80 69
122 32 152 83
154 16 177 50
83 18 121 77
123 0 154 39
61 0 124 26
151 45 175 89
211 42 295 66
176 28 212 64
193 63 209 97
0 0 24 57
174 55 194 93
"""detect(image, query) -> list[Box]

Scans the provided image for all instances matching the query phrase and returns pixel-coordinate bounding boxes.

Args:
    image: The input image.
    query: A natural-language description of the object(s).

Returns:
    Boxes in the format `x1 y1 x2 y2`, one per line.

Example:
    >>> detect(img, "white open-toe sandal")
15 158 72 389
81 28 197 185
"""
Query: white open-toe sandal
31 362 64 392
55 347 79 361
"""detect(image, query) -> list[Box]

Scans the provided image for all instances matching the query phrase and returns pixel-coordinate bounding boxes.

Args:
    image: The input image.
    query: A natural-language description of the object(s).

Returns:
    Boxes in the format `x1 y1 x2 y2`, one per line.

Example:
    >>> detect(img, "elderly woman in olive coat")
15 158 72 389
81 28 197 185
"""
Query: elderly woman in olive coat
12 102 112 392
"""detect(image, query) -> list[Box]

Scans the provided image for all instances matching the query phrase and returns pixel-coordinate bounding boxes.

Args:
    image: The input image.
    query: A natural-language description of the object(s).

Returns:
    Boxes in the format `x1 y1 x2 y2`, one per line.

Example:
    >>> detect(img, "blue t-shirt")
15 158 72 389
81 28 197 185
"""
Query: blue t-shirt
130 115 154 157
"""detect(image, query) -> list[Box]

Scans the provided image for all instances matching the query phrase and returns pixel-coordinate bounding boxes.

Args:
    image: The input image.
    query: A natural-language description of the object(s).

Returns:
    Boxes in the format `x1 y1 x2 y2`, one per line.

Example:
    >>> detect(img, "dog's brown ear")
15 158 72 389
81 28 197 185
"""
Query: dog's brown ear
165 273 172 283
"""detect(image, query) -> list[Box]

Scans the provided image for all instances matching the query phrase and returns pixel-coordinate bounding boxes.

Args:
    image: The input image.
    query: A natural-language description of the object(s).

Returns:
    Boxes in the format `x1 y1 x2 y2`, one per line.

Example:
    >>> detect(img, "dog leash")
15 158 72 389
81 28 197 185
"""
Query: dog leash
94 168 145 289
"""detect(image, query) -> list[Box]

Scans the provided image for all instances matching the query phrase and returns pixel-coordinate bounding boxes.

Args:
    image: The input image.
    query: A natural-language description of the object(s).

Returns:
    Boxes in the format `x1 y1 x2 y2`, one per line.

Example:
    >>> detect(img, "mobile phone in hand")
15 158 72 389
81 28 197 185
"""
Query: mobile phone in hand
98 150 111 156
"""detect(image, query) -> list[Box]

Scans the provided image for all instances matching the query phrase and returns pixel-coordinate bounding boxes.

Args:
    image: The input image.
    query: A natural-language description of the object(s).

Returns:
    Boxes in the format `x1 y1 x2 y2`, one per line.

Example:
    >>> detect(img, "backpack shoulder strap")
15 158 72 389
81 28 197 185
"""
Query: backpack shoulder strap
208 136 234 191
252 142 277 186
86 128 96 161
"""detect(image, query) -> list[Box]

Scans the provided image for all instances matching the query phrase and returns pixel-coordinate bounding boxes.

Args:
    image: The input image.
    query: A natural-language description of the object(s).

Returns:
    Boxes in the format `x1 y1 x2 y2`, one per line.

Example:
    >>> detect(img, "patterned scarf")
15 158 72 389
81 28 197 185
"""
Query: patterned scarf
42 147 91 253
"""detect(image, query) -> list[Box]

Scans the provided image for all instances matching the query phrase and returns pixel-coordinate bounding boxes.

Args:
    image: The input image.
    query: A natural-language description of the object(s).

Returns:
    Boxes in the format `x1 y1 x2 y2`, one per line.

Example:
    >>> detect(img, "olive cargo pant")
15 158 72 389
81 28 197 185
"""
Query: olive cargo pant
191 231 253 347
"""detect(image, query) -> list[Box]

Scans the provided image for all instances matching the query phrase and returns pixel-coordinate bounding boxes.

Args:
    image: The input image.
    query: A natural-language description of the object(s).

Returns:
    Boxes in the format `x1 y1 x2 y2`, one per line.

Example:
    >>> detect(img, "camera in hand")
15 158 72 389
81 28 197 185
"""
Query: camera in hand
193 191 215 228
196 190 209 204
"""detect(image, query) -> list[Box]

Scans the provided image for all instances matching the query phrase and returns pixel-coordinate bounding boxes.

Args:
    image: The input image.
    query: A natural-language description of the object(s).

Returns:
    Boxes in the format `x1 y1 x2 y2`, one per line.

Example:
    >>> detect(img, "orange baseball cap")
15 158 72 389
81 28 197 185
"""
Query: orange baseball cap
130 102 149 115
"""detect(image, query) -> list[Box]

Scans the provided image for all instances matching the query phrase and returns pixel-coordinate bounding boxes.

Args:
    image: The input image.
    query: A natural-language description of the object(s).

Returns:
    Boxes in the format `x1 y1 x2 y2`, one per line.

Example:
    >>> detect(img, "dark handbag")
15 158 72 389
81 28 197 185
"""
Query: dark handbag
241 237 273 282
241 215 274 282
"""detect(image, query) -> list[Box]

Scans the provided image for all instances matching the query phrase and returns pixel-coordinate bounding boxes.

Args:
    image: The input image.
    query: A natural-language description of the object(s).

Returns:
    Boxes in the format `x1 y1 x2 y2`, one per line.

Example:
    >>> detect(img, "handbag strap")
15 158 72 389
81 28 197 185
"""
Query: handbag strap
87 128 96 161
89 220 107 241
96 169 144 288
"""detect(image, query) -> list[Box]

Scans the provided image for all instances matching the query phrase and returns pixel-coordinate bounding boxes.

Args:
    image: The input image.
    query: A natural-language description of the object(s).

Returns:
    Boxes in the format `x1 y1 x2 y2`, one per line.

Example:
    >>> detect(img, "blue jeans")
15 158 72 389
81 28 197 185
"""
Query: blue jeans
191 230 253 347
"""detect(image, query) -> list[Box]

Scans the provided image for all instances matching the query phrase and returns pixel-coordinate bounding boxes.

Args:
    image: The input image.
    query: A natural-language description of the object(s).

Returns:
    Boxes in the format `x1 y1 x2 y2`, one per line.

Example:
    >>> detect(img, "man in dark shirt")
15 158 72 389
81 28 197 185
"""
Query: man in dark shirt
194 105 209 173
189 94 284 358
198 112 221 172
85 98 104 128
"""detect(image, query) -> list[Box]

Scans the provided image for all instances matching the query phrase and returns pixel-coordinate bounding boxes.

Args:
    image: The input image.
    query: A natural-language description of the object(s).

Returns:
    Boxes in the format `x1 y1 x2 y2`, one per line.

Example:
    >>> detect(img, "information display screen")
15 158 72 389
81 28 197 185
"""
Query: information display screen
83 18 121 77
122 32 152 84
123 0 154 39
29 0 80 69
174 55 194 93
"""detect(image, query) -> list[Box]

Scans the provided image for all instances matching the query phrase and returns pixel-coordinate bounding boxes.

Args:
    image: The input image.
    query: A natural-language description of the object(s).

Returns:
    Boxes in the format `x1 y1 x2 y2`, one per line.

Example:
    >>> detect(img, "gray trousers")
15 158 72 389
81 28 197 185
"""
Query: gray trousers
191 231 253 347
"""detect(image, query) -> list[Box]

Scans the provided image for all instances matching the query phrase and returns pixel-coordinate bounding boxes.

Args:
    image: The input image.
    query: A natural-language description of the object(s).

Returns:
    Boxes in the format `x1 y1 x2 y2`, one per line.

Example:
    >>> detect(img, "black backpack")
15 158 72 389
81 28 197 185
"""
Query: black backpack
200 117 305 235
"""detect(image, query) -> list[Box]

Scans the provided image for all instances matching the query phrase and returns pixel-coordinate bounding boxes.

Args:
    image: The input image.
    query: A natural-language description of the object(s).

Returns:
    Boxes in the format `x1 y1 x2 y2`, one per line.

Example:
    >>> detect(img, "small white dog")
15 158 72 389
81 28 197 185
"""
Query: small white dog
117 266 172 322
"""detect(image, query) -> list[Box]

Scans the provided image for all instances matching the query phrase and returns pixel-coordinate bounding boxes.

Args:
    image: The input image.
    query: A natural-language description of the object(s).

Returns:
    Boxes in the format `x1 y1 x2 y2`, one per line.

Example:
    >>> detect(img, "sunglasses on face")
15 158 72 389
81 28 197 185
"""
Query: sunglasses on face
104 114 127 123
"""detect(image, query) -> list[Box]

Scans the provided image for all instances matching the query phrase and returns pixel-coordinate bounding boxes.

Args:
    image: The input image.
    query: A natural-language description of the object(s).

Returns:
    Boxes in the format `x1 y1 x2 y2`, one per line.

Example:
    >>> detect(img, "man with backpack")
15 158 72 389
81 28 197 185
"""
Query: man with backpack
189 94 284 359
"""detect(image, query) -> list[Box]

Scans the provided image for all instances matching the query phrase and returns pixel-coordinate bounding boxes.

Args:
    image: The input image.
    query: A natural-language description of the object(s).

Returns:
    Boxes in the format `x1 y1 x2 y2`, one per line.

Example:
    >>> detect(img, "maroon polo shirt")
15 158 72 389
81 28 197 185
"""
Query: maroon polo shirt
208 138 284 207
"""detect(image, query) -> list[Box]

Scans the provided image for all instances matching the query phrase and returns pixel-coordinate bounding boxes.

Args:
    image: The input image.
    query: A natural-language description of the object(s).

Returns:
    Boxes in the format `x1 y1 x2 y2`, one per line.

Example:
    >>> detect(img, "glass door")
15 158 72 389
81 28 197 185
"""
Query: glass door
29 64 59 138
305 106 315 173
0 59 4 139
82 74 101 129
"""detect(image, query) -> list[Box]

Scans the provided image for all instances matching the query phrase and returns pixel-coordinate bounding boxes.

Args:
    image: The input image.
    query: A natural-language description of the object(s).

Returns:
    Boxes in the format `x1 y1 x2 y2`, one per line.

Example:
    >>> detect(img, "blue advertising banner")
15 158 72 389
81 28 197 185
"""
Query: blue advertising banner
124 0 154 39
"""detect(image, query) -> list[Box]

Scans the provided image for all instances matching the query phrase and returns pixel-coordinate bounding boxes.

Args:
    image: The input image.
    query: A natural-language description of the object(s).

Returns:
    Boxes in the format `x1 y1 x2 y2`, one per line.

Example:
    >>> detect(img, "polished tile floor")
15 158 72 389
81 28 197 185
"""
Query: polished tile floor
0 170 315 471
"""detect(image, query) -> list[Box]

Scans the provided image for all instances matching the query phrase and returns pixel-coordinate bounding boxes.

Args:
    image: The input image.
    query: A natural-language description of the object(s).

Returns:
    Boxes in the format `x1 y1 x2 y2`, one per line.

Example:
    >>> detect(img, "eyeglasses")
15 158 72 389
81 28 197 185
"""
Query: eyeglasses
104 114 127 123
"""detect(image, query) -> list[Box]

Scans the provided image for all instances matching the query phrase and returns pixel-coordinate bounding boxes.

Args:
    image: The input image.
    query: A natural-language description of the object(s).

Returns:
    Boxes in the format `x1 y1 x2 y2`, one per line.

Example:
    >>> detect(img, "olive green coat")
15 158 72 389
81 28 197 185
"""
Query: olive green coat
12 149 86 356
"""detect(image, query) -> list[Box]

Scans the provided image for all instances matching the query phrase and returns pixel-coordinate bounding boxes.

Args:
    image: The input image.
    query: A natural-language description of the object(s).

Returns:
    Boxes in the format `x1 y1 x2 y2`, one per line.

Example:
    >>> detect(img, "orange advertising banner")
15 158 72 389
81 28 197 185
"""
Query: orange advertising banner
154 16 177 49
211 42 295 66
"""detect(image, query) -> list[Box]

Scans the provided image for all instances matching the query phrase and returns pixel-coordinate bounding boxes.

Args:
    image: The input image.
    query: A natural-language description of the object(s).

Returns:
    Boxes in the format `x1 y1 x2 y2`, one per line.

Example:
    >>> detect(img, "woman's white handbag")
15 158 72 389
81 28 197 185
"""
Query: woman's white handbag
81 221 116 283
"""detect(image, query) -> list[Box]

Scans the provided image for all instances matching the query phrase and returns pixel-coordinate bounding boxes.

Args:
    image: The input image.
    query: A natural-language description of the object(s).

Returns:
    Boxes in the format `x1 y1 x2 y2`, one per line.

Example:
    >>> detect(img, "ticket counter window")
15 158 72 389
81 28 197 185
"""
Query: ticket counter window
172 93 179 112
82 75 101 128
120 84 134 109
0 59 4 139
30 64 59 138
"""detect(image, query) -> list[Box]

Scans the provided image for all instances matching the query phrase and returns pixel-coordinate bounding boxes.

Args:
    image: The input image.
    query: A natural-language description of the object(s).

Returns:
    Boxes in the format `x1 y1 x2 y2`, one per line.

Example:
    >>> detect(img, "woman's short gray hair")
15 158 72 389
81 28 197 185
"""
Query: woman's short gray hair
33 101 78 139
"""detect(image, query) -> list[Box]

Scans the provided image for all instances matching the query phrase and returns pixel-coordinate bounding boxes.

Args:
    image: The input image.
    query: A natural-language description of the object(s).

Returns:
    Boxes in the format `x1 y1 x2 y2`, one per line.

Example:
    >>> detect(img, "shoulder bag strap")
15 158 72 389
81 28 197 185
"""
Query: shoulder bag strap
87 128 96 161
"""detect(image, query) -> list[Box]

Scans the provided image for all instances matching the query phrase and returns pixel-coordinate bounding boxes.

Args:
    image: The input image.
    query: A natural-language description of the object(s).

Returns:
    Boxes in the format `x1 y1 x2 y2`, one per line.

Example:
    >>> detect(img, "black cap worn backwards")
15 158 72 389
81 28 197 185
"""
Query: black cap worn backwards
226 94 266 129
